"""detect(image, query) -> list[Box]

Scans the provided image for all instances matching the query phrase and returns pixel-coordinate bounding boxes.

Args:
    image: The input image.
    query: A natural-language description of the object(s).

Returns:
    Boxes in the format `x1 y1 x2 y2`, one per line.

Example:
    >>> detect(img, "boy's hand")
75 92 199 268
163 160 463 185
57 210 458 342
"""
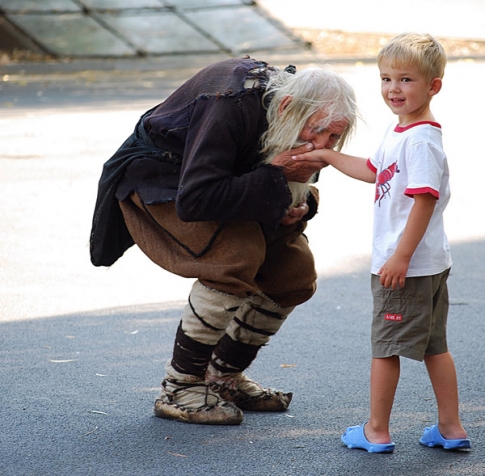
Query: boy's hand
291 149 331 167
379 193 437 290
378 255 410 290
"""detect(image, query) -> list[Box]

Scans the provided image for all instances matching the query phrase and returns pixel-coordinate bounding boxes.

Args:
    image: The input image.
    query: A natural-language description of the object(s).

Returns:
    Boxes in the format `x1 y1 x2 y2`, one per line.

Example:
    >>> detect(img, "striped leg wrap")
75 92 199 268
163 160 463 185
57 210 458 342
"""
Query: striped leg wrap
206 294 294 411
171 280 244 377
171 324 215 378
180 280 244 346
225 293 294 347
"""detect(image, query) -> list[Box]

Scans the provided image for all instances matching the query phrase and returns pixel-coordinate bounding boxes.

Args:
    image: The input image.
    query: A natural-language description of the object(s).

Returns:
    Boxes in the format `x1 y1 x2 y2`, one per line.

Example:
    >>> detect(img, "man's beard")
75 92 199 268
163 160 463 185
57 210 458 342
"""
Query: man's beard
262 138 313 207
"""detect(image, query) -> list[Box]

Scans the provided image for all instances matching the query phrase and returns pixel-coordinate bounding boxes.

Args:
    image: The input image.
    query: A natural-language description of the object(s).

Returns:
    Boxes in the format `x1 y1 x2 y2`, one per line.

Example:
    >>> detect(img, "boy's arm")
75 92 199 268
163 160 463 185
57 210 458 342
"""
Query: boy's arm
379 193 437 289
292 149 376 183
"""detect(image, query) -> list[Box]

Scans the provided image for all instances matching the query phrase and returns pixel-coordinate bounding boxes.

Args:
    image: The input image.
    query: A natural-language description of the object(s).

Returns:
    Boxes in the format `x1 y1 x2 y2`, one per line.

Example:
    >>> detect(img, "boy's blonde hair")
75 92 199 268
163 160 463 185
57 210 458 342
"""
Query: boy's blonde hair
377 33 447 80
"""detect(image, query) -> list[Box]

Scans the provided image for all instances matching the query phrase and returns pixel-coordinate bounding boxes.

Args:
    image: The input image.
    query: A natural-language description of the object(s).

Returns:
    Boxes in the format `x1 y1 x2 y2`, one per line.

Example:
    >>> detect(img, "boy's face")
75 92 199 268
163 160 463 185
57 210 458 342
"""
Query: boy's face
378 60 440 125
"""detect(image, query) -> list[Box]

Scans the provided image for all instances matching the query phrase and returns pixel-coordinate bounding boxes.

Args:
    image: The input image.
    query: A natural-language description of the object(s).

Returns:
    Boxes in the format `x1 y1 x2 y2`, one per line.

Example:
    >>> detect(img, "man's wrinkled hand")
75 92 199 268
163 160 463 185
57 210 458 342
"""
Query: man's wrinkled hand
271 143 326 183
279 201 309 226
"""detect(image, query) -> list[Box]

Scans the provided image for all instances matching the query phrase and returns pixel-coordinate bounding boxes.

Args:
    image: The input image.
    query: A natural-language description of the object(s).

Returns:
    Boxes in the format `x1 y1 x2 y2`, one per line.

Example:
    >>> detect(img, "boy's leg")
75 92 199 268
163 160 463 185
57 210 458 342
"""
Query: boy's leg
367 271 448 442
424 351 468 439
367 356 400 444
422 269 468 440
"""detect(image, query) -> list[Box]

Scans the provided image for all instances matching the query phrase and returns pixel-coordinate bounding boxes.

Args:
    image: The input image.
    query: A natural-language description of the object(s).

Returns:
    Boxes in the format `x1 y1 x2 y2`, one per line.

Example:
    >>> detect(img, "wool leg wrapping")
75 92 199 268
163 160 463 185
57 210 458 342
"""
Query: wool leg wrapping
211 334 260 373
171 280 244 377
171 324 215 377
226 293 294 346
181 280 244 345
212 294 295 373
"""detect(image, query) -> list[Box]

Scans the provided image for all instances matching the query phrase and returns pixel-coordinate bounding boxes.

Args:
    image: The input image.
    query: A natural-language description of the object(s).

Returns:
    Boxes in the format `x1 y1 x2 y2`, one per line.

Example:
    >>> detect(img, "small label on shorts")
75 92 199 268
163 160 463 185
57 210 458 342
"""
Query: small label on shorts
384 313 402 321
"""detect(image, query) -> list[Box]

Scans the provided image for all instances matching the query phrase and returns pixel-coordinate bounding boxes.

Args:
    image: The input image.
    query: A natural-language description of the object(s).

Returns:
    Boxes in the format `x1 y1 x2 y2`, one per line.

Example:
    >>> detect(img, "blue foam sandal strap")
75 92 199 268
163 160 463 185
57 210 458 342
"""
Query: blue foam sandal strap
419 424 471 450
341 422 395 453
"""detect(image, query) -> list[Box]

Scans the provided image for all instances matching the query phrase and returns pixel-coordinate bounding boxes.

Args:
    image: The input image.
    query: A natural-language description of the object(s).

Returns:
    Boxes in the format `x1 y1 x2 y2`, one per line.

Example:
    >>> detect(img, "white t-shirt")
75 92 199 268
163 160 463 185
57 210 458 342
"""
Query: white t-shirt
367 121 452 277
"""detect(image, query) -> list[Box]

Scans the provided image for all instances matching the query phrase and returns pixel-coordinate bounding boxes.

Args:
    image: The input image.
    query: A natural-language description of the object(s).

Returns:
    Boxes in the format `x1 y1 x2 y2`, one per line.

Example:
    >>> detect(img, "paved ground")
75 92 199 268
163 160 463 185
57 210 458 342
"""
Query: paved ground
1 56 484 476
1 2 485 474
1 246 484 476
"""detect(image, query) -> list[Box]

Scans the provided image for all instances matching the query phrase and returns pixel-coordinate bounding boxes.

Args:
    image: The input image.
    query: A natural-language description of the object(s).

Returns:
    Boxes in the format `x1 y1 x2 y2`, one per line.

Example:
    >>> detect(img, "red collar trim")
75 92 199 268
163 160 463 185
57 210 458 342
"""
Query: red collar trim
394 121 441 133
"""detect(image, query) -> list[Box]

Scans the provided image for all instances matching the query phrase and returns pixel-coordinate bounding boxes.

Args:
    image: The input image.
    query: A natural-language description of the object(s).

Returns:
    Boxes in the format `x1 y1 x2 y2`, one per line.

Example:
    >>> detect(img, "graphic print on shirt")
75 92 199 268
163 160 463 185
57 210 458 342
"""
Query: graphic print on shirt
375 161 400 206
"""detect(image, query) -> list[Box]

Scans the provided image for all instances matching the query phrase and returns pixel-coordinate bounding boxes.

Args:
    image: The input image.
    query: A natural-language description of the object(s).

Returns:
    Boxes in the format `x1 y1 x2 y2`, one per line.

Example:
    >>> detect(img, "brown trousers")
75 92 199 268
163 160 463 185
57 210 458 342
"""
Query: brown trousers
119 193 317 308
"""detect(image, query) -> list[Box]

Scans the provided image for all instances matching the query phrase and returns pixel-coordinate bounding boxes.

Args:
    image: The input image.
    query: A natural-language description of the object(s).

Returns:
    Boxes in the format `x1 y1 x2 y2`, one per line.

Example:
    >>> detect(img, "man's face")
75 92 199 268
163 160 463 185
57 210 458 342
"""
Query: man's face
298 109 348 150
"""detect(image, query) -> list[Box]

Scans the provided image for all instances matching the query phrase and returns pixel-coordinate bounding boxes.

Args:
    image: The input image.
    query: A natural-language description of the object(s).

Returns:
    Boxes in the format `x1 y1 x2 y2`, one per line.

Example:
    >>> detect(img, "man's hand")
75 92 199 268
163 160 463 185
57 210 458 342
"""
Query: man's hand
271 143 328 183
279 201 309 226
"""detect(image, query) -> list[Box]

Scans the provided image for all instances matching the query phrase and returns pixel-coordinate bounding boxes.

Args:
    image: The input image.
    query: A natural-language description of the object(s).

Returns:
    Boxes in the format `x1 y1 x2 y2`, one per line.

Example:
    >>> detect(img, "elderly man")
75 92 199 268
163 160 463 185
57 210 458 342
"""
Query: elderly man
90 56 357 425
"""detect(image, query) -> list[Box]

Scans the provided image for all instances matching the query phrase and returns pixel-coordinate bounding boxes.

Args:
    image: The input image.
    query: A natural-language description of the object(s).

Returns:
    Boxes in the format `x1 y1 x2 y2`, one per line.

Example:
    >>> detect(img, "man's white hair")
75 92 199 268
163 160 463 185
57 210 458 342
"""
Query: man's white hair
261 67 358 206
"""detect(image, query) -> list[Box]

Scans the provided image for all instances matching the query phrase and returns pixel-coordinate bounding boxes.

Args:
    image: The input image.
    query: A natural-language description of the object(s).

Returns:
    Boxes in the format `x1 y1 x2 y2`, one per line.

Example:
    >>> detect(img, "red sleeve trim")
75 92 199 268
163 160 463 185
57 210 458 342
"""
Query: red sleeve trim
367 158 377 173
404 187 439 199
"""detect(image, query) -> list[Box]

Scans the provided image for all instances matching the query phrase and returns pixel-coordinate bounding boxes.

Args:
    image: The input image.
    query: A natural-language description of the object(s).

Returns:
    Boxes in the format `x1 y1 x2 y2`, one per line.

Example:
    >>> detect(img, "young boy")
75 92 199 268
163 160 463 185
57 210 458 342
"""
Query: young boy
293 33 470 452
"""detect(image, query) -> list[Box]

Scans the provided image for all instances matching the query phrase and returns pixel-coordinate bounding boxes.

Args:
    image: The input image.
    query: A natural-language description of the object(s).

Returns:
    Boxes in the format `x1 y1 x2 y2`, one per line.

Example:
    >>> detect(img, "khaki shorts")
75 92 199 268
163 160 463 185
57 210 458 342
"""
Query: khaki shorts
371 269 450 361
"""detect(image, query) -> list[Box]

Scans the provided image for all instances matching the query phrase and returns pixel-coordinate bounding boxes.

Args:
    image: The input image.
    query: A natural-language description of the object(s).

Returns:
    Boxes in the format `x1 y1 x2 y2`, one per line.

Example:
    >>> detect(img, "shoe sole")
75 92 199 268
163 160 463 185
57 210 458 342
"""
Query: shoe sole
154 399 243 425
419 425 471 450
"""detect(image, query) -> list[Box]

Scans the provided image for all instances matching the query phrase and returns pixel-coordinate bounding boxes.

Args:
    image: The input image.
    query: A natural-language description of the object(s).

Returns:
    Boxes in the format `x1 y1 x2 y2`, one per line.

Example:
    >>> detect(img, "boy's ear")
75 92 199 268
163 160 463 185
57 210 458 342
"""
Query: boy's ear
278 95 293 115
429 78 442 96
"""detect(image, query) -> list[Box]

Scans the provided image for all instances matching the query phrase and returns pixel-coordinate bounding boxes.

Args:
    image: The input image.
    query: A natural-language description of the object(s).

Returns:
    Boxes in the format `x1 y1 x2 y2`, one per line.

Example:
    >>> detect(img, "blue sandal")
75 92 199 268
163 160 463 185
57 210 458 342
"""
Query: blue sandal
419 424 471 450
341 422 395 453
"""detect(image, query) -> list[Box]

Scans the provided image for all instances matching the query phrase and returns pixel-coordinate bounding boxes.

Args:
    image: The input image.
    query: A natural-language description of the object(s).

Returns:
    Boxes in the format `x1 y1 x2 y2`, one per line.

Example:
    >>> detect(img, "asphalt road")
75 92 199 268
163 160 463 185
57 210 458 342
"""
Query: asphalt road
1 243 483 476
1 54 484 475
